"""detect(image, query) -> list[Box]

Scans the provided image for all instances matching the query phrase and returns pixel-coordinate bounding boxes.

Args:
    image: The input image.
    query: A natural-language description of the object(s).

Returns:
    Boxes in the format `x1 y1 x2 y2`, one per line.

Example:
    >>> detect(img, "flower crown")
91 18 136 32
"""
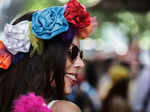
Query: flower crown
0 0 97 70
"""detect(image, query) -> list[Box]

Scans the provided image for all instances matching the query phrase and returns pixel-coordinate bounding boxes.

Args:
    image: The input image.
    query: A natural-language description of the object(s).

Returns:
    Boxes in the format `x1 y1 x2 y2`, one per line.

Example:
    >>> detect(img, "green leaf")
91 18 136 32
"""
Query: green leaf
29 23 44 57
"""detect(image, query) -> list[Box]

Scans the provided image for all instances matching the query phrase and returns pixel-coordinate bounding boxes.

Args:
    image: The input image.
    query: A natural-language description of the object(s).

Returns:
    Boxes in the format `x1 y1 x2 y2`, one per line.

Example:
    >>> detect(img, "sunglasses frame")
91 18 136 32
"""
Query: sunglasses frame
66 44 83 63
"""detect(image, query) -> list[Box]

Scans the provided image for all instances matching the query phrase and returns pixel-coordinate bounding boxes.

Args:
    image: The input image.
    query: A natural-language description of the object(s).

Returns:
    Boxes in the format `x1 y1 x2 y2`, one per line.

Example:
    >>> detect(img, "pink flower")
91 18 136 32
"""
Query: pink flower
12 92 52 112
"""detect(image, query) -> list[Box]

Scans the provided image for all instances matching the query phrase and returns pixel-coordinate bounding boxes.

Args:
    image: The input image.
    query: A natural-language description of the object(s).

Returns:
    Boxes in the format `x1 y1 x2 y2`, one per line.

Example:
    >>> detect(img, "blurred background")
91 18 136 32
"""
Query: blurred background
1 0 150 112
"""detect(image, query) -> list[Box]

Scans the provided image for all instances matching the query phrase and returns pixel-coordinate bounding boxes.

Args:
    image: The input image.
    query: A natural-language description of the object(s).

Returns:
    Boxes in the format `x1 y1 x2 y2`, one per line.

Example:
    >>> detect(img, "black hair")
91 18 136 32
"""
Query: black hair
0 11 73 112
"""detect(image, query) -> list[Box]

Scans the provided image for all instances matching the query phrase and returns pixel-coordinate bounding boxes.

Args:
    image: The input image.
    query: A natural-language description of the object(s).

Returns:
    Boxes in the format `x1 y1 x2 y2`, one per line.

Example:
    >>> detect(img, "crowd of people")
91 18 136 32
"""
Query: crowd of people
66 40 150 112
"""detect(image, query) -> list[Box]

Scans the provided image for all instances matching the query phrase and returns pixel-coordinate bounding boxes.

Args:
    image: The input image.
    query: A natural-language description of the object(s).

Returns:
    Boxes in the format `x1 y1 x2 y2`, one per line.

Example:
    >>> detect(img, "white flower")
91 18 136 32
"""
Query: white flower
3 21 31 55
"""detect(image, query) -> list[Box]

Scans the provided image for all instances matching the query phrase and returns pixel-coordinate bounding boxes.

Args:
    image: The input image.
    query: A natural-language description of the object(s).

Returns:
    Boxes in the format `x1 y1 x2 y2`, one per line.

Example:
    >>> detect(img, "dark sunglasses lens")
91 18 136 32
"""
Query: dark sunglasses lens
80 51 83 60
71 46 79 60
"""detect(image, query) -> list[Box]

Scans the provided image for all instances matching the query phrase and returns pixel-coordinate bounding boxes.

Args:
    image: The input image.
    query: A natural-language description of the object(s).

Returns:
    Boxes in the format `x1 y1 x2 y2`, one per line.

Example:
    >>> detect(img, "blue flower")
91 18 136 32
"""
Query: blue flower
32 6 69 40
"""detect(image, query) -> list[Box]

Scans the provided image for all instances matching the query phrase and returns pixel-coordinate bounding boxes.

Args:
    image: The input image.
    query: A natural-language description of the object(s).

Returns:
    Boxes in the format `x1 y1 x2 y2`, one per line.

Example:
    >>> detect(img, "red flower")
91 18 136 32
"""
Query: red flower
65 0 91 29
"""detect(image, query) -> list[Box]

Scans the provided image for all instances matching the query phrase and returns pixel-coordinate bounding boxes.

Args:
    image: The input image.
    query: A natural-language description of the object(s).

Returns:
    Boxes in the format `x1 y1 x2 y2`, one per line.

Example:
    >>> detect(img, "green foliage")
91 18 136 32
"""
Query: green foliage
89 9 150 40
24 0 62 12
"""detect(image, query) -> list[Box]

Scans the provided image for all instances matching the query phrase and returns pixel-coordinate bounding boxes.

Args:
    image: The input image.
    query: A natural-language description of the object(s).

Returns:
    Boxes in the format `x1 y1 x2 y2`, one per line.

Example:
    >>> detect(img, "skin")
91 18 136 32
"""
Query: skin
49 35 84 94
64 35 85 94
51 100 81 112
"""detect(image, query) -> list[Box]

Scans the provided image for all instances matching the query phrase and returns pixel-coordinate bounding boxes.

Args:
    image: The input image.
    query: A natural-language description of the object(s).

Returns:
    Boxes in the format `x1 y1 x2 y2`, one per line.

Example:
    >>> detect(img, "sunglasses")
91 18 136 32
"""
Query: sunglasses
66 44 83 62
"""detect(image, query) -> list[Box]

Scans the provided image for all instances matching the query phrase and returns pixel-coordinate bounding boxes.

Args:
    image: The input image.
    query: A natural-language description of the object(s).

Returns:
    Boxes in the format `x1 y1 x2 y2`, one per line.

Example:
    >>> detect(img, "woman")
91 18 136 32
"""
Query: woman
0 0 96 112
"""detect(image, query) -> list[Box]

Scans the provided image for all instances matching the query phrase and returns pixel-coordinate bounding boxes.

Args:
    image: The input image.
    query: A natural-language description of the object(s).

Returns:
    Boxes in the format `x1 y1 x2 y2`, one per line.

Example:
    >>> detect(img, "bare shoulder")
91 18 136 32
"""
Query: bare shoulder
51 100 81 112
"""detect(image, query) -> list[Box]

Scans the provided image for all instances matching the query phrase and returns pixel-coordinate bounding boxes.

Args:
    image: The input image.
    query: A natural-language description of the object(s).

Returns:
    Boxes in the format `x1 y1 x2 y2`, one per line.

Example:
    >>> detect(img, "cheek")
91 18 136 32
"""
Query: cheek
65 56 72 72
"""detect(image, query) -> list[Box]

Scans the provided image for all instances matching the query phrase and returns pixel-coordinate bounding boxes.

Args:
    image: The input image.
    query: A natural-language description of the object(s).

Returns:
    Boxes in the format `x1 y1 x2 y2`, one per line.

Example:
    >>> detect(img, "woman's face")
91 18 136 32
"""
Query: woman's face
64 35 85 94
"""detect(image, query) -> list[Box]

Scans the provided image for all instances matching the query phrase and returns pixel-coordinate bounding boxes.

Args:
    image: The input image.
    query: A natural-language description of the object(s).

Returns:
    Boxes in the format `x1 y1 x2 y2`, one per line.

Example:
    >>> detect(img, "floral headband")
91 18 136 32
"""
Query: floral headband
0 0 97 70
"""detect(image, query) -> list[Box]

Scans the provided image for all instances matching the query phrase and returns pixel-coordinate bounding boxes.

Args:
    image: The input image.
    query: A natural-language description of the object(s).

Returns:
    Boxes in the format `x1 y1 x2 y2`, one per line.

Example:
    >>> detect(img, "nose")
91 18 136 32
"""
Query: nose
74 54 85 69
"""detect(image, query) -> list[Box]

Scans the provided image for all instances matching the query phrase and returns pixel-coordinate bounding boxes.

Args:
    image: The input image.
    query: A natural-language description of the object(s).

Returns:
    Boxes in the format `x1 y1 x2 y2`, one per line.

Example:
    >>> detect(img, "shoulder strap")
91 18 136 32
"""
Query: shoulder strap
48 100 58 108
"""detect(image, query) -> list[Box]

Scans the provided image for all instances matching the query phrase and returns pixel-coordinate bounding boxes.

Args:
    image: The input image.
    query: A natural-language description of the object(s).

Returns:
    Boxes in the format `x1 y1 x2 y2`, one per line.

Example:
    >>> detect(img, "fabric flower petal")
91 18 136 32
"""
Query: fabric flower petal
3 21 31 55
0 41 12 70
65 0 91 29
32 6 69 40
13 92 52 112
91 16 98 34
78 24 92 39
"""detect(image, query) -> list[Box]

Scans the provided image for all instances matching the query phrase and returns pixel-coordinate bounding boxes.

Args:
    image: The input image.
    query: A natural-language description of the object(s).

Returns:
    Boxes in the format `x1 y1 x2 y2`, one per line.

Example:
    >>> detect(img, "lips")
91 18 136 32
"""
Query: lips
65 73 77 86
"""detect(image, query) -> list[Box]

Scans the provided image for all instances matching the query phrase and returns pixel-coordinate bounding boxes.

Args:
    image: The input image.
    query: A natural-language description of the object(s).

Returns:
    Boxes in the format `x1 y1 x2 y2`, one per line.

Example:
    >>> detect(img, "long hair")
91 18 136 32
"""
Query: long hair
0 11 72 112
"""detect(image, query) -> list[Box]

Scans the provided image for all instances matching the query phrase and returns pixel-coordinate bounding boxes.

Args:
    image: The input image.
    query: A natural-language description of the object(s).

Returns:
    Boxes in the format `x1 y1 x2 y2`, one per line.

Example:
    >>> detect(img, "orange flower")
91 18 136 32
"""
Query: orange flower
0 41 12 70
78 16 98 39
78 24 92 39
0 40 5 49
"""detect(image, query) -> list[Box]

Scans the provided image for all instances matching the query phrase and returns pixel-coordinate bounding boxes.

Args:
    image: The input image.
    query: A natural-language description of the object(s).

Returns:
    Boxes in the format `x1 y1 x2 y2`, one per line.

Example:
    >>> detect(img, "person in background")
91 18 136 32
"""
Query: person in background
100 64 132 112
132 50 150 112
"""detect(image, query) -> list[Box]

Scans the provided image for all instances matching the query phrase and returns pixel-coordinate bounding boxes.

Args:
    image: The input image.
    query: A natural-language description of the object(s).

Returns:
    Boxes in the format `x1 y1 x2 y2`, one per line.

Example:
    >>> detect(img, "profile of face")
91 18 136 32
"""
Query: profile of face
64 35 85 94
